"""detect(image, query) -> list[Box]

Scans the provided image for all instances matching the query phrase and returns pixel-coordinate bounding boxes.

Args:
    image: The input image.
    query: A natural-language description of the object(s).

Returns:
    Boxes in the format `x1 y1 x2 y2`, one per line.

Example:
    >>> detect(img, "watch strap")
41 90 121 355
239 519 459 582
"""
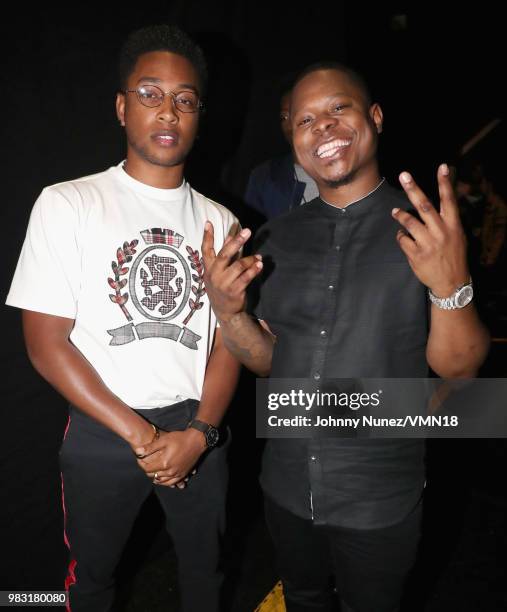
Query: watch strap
188 419 209 434
428 279 473 310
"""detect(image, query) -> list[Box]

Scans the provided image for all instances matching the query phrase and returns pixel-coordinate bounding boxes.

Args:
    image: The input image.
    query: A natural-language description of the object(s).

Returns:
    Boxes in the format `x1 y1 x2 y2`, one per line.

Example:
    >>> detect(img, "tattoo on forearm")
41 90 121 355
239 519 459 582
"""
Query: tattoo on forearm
220 313 273 371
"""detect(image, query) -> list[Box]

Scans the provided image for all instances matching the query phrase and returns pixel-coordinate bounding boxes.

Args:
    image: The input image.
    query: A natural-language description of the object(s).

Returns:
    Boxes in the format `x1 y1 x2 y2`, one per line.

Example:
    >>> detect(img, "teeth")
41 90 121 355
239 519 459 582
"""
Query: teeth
316 139 351 158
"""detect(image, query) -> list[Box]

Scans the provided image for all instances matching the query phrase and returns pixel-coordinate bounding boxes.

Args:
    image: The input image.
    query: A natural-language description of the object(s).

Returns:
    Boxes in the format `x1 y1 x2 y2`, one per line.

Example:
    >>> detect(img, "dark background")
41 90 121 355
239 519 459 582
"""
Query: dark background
1 2 506 610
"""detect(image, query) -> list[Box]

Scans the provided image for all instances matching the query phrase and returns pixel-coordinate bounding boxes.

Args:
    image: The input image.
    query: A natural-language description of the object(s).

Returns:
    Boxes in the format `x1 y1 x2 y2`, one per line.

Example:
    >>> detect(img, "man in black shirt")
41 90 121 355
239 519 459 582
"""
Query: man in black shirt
201 63 489 611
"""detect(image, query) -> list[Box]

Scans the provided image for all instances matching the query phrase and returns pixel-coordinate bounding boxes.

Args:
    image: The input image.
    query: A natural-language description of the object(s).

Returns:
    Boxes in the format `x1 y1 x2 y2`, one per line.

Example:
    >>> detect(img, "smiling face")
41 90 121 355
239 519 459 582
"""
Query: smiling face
290 69 383 203
116 50 201 186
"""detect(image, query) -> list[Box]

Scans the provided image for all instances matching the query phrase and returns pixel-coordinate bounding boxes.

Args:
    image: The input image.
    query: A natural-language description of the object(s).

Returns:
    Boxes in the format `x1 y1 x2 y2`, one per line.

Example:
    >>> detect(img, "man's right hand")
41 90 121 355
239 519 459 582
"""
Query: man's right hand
201 221 263 322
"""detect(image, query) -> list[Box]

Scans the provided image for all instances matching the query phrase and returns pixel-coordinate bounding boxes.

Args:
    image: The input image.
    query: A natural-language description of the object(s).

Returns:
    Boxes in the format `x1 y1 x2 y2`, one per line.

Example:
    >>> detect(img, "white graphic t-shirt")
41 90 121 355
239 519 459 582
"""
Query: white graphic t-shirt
6 162 239 409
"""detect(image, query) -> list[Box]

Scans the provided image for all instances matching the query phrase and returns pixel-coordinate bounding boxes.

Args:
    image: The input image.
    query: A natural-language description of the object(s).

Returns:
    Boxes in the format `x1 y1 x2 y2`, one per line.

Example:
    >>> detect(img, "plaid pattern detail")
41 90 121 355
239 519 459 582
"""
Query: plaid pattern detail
141 228 184 247
136 321 181 341
140 254 183 315
107 322 136 345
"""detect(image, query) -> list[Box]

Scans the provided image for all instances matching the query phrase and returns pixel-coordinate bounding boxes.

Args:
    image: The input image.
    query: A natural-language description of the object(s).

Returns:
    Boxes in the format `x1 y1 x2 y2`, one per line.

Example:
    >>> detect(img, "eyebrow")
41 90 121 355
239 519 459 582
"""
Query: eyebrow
136 77 199 93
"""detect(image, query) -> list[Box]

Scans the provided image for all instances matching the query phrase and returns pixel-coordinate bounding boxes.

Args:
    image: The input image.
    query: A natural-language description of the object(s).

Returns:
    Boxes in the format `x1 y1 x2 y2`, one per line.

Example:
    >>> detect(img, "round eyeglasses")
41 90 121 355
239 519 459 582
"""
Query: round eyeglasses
123 84 204 113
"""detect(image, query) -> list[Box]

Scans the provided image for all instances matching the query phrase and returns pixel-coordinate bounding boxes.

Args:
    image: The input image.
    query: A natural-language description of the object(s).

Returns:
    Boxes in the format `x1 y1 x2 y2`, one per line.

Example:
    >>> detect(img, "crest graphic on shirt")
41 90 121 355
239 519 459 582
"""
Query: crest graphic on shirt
106 228 205 350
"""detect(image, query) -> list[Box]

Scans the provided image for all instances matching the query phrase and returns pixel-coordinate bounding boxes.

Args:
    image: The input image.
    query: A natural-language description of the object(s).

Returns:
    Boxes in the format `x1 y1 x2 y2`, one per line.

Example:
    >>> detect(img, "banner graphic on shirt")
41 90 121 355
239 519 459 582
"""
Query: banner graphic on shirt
107 321 201 349
106 228 205 349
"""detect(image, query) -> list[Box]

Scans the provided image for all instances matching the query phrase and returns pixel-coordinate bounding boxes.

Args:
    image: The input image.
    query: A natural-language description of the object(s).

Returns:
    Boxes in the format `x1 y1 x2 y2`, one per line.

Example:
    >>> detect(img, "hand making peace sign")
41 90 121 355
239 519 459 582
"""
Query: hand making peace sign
201 223 263 322
393 163 470 298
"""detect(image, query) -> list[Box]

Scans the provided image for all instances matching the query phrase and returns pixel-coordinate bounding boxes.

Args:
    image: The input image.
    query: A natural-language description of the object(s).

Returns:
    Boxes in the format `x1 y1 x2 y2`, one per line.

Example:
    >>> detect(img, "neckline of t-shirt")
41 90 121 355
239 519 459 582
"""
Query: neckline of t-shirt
111 161 188 202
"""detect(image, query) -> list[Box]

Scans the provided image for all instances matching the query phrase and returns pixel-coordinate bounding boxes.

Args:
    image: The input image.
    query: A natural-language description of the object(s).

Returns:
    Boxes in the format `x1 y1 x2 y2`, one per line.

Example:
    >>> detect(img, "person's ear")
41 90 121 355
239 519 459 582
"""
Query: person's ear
369 103 383 134
116 92 126 127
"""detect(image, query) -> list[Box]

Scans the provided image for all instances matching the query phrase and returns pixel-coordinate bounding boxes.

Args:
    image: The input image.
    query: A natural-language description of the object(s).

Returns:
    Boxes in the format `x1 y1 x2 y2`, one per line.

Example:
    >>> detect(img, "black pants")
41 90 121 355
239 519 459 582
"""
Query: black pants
264 497 422 612
60 401 229 612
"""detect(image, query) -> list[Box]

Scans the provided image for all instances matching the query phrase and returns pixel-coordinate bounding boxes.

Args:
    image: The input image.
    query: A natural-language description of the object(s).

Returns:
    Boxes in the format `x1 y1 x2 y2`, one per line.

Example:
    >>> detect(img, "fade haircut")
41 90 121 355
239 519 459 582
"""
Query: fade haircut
293 61 372 108
118 24 208 96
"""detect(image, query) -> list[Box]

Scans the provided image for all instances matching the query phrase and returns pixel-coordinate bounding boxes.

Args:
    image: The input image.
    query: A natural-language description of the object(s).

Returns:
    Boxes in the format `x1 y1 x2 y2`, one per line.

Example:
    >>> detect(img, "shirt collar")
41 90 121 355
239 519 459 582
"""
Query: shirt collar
318 178 388 216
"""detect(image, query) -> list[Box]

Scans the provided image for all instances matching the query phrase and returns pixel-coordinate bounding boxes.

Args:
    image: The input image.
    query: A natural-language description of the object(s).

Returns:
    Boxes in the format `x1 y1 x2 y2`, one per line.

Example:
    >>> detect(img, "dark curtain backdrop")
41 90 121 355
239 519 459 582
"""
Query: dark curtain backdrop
1 1 503 590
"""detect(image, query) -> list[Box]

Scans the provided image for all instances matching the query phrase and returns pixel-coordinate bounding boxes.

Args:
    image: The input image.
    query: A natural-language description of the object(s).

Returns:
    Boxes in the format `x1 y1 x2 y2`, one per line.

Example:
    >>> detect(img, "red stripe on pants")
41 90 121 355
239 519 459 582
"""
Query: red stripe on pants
61 415 76 611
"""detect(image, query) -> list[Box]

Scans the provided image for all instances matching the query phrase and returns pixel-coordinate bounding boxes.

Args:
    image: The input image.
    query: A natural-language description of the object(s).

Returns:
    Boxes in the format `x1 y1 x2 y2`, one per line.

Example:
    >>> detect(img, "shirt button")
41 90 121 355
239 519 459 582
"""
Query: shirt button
335 245 341 251
310 455 317 461
320 330 327 337
328 285 334 291
313 372 321 380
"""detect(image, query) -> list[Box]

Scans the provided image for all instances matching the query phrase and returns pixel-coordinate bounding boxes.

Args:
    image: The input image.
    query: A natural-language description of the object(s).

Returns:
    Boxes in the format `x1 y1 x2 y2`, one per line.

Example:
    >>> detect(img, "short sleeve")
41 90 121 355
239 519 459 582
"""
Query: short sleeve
5 187 81 318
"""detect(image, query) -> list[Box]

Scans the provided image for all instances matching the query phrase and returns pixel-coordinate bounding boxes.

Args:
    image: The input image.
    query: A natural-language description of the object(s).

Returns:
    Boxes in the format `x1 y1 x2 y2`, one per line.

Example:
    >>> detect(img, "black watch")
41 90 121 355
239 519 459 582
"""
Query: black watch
188 419 220 448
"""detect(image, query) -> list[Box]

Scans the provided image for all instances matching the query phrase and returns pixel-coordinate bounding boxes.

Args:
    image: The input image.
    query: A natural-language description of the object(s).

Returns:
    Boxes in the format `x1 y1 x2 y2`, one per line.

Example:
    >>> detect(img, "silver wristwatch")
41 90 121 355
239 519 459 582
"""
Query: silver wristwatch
428 280 474 310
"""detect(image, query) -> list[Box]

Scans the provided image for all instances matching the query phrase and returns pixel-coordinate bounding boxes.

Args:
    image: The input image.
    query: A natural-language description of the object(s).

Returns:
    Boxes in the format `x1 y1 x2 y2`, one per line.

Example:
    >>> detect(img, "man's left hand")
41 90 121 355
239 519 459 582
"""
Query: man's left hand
133 429 207 488
392 163 470 296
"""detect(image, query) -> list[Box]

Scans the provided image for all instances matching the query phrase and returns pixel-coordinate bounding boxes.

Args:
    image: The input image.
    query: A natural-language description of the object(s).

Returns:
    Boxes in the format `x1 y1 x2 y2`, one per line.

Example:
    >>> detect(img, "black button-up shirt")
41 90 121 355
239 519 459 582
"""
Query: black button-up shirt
250 180 428 529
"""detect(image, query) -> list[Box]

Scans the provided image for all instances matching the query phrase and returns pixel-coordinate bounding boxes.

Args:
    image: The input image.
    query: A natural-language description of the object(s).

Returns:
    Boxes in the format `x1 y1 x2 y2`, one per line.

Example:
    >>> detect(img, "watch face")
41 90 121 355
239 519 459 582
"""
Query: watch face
456 285 474 308
205 427 220 447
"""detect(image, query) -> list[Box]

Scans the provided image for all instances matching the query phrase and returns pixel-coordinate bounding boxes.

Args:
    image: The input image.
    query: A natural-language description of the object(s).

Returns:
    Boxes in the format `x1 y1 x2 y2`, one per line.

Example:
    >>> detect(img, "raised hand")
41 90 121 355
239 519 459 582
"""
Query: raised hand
201 221 263 322
392 164 470 297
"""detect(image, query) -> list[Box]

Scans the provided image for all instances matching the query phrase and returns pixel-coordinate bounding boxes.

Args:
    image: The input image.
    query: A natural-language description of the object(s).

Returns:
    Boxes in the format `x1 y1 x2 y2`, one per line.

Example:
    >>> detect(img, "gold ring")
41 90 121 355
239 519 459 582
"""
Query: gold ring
154 472 159 482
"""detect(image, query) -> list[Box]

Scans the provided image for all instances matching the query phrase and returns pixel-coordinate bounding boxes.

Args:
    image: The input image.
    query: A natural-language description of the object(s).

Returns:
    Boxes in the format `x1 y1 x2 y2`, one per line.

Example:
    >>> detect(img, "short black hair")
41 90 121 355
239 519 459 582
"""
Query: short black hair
118 24 208 96
293 61 372 107
277 71 299 103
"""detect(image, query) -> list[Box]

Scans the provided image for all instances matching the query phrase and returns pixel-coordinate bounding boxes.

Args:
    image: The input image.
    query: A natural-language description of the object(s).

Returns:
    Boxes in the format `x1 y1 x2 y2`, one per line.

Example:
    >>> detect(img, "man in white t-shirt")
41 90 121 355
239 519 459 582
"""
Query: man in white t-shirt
6 24 245 612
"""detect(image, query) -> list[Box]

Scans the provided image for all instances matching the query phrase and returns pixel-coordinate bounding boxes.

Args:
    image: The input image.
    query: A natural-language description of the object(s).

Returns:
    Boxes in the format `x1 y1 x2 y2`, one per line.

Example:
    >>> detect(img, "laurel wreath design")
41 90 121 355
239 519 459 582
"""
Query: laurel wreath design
108 239 138 321
182 246 205 326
